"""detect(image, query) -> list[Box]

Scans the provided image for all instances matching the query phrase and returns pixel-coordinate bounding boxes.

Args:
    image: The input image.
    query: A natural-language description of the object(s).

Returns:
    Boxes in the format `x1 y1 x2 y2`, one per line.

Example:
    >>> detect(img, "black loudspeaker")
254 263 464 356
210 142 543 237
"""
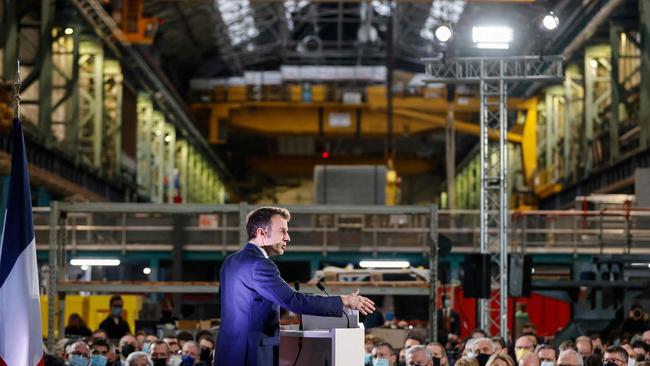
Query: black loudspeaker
509 254 533 297
463 254 491 298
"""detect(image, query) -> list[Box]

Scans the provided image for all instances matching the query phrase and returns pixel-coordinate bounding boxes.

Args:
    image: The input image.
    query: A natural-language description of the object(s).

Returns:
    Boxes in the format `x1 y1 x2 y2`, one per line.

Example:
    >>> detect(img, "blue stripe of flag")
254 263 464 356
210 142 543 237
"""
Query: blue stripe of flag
0 118 35 288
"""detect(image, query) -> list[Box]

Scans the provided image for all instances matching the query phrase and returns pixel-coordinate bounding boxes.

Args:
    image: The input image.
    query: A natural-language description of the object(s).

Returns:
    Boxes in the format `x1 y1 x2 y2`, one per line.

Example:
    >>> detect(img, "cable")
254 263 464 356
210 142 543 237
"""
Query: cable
316 282 350 328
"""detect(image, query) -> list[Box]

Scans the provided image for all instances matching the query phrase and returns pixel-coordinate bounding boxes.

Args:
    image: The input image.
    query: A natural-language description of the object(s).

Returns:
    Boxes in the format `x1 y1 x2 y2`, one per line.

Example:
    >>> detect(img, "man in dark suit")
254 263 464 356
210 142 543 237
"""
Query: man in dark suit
215 206 375 366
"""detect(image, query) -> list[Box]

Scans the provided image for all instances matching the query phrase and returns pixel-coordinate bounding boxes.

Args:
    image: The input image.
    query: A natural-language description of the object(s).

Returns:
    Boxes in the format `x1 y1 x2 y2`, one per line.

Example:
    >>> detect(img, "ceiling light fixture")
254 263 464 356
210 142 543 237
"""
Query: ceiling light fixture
542 12 559 30
359 260 410 269
434 24 453 43
70 258 121 266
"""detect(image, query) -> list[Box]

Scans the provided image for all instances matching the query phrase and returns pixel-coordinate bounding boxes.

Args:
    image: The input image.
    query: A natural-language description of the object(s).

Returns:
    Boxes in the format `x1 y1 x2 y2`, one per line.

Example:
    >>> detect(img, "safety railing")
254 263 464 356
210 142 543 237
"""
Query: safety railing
35 203 650 255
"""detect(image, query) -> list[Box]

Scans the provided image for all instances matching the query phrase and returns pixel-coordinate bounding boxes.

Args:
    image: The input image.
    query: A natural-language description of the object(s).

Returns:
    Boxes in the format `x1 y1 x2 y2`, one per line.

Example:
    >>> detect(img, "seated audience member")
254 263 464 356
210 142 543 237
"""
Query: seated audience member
65 341 91 366
559 341 577 353
163 334 181 354
407 345 434 366
536 345 558 366
622 344 638 365
576 336 593 358
182 341 201 366
124 351 152 366
142 334 159 354
197 334 215 365
515 336 535 363
373 341 398 366
55 338 70 358
119 335 138 360
149 340 171 366
427 342 449 366
176 331 194 346
473 338 496 366
632 341 648 361
135 331 146 351
405 333 426 349
366 334 384 365
492 337 507 355
90 339 111 366
487 353 515 366
558 349 584 366
66 313 92 338
590 334 604 355
604 346 629 366
519 351 540 366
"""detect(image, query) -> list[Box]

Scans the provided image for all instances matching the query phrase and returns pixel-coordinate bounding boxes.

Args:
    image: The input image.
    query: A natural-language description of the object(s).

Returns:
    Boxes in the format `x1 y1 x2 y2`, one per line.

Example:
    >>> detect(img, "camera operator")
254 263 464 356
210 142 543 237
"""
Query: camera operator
622 305 649 335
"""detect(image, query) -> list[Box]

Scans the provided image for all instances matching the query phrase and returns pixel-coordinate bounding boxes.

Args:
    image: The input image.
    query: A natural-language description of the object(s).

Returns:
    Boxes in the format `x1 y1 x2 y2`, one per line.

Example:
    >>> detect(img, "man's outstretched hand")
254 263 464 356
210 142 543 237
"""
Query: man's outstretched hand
341 289 376 315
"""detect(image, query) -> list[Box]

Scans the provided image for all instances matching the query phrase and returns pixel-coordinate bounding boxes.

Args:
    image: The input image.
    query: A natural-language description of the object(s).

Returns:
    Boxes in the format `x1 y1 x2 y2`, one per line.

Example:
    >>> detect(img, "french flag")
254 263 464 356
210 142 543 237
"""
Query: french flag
0 118 44 366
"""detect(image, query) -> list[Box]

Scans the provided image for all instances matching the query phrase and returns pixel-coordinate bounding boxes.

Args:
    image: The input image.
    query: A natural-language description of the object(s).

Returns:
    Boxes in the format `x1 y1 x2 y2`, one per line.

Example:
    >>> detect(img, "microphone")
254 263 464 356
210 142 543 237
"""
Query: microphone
315 282 349 328
293 282 303 331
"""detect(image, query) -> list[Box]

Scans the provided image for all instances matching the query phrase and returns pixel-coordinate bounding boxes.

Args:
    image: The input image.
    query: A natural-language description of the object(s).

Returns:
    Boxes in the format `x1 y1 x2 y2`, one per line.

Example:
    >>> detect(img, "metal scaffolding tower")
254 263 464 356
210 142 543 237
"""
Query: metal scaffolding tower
423 56 563 338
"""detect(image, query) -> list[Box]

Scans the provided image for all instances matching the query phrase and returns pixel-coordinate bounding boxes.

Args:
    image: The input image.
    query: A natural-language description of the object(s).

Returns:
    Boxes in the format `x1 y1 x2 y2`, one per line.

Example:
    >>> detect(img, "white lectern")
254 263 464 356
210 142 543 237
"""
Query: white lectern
279 311 364 366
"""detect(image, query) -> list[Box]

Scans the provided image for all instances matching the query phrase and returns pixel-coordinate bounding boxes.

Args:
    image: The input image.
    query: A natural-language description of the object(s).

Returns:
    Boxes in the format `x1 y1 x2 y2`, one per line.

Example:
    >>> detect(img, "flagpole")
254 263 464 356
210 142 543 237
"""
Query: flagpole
13 59 20 120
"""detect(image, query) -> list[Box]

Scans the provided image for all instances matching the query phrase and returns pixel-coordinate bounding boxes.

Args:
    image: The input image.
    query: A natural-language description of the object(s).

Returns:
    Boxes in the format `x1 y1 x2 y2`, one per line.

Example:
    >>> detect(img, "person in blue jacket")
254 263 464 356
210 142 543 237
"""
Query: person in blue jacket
215 206 375 366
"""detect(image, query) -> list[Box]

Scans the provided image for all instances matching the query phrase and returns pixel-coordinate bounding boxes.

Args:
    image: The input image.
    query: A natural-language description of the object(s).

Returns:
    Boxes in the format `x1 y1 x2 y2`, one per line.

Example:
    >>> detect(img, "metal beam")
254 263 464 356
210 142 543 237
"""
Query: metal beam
641 0 650 149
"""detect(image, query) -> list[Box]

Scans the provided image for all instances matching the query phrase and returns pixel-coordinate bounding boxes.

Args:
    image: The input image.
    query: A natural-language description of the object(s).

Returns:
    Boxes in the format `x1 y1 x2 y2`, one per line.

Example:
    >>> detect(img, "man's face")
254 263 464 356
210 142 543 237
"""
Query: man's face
111 300 123 316
576 341 592 358
261 215 290 256
164 338 181 354
603 352 627 366
516 337 534 352
474 339 494 355
91 345 109 358
183 344 200 364
538 349 556 364
408 349 433 366
67 343 90 364
373 346 396 365
405 339 422 349
643 331 650 346
199 338 214 351
558 352 581 366
151 343 170 360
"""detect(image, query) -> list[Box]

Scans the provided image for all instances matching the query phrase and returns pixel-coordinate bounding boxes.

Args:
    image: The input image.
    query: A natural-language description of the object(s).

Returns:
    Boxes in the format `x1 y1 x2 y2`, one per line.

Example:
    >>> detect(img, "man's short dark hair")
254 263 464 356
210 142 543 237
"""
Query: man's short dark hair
605 346 628 362
536 344 557 358
198 334 215 347
90 338 110 350
109 295 123 306
374 341 396 356
177 331 194 342
405 332 425 345
246 207 291 240
151 340 170 354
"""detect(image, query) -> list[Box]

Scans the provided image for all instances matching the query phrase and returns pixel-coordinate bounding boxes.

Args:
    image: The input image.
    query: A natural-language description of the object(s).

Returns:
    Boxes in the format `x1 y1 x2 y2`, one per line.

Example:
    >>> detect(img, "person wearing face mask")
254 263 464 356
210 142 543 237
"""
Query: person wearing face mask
407 345 435 366
119 335 138 363
576 337 594 359
603 346 628 366
515 336 535 363
149 340 171 366
99 295 131 340
372 342 398 366
197 335 214 365
427 342 449 366
159 300 178 326
519 352 540 366
90 339 111 366
66 341 91 366
472 338 495 366
632 341 648 362
537 344 558 366
181 341 201 366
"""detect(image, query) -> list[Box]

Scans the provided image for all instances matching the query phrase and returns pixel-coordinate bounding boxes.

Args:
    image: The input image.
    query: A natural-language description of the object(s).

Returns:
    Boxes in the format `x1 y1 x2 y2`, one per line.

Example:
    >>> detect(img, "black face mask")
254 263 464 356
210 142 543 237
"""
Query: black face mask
121 344 136 358
476 353 492 366
152 359 167 366
162 310 172 318
200 348 212 362
604 362 617 366
594 347 602 355
433 356 442 366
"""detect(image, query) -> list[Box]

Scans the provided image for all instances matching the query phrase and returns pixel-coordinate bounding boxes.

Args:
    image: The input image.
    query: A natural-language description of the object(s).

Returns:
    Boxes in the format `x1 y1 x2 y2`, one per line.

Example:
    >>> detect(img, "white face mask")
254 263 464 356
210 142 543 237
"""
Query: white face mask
629 357 636 366
541 361 555 366
467 351 477 359
169 355 182 366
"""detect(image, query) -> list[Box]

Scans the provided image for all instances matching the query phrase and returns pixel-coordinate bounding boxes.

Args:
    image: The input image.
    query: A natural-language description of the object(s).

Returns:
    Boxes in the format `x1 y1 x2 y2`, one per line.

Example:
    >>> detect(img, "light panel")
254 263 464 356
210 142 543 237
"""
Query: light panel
359 260 410 269
70 258 121 266
472 26 513 44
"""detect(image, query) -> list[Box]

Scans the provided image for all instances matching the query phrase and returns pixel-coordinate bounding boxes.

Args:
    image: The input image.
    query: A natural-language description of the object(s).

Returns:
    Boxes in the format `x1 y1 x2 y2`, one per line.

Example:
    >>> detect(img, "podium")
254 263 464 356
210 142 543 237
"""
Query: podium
279 312 364 366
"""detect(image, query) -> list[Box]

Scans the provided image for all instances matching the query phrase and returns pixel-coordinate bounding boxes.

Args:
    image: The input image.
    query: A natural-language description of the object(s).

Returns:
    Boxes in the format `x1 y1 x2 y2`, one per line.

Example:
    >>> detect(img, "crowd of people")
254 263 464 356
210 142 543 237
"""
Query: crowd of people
363 322 650 366
44 295 214 366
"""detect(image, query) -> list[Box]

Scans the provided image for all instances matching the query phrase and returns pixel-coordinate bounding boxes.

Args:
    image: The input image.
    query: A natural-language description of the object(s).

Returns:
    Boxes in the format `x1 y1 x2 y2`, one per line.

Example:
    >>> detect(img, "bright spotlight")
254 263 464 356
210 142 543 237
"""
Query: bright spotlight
81 265 89 271
472 26 513 47
64 27 74 35
542 12 559 30
434 24 452 43
143 267 152 275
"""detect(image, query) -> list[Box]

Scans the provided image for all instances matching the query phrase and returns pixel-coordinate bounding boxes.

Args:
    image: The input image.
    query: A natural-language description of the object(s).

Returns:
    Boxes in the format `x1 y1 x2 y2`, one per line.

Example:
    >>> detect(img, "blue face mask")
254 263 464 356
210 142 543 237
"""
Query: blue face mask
373 358 390 366
111 306 122 317
69 354 90 366
143 342 151 354
91 355 107 366
365 353 373 364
